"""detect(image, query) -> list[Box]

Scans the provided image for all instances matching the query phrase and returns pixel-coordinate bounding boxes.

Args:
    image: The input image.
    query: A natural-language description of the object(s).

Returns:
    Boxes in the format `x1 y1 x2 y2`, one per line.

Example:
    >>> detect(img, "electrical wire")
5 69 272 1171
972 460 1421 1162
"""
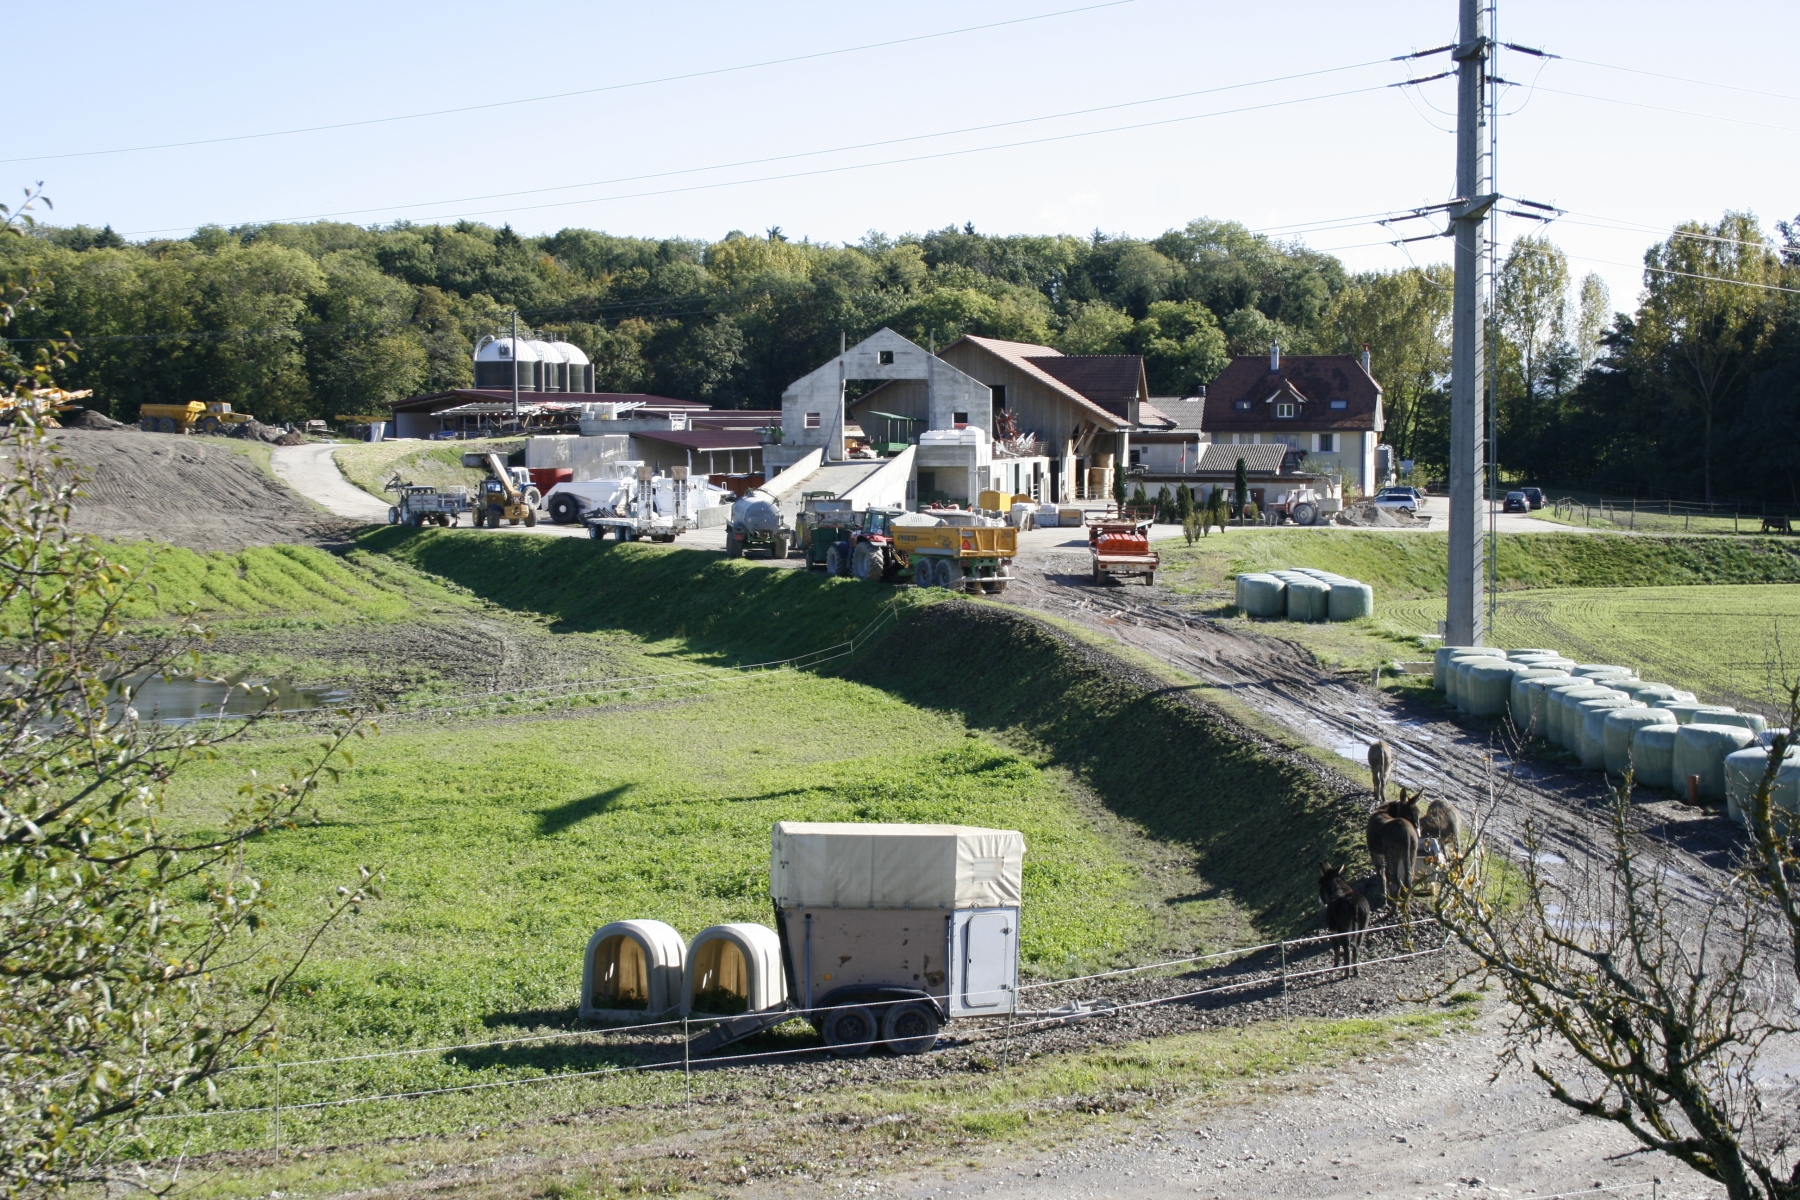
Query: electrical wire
126 78 1400 237
1556 55 1800 106
0 0 1139 166
1525 84 1800 135
1564 254 1800 295
124 58 1402 234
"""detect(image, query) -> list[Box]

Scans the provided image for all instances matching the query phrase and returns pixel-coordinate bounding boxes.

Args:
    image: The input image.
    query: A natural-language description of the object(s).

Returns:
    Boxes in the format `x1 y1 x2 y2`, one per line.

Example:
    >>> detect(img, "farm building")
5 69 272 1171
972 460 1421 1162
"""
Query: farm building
1201 346 1386 495
846 336 1138 504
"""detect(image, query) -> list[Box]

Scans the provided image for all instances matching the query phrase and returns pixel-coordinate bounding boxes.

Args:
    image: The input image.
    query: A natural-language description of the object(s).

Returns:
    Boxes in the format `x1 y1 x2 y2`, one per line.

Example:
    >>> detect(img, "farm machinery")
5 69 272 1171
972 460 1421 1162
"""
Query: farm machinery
462 451 538 528
383 472 471 527
724 493 794 559
822 507 1016 593
1088 517 1158 586
585 466 727 542
1264 484 1326 526
137 401 255 435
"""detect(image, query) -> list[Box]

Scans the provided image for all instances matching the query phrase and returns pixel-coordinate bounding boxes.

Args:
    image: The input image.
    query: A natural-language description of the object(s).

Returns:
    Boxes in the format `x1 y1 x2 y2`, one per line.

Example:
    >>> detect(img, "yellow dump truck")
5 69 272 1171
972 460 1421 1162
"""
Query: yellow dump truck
835 508 1016 593
137 401 254 435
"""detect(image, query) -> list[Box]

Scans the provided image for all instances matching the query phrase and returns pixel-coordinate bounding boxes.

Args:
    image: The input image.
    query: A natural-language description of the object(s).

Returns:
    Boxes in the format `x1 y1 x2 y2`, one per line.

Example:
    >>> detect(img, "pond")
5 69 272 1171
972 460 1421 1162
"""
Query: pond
115 672 351 724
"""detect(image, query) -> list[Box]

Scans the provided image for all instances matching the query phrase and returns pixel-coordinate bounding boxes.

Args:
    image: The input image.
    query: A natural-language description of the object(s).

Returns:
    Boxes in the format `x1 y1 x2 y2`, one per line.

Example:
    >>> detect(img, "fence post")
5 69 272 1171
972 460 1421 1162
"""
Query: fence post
1279 940 1288 993
683 1015 691 1105
272 1057 281 1164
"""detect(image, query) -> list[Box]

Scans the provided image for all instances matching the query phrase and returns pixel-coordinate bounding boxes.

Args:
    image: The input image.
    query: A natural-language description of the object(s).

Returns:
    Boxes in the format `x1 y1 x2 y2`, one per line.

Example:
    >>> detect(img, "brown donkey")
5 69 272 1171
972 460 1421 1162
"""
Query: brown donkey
1318 862 1371 977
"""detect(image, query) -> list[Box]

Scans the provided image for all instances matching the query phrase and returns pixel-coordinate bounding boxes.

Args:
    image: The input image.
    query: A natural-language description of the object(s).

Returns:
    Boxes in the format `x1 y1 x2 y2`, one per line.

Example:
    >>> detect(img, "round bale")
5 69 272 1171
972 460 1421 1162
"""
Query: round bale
1604 708 1678 777
1631 724 1681 792
1511 670 1573 730
1578 699 1641 769
1673 724 1760 802
1284 577 1331 623
1327 579 1374 622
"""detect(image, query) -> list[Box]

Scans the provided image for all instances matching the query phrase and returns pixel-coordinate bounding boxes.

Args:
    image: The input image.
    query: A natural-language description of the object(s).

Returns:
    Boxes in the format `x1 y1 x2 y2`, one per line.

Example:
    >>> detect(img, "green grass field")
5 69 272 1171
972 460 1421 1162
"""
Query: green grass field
334 439 523 500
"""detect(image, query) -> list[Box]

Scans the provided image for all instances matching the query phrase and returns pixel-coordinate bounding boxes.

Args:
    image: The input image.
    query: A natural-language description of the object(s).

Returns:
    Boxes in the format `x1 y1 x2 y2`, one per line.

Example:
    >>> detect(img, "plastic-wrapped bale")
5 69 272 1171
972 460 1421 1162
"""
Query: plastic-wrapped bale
1632 725 1681 791
1513 672 1573 733
1660 704 1738 727
1506 648 1561 659
1579 700 1642 769
1466 661 1525 717
1237 574 1287 617
1285 577 1331 622
1535 680 1599 742
1672 724 1759 802
1435 645 1503 691
1725 745 1800 823
1327 579 1374 622
1553 686 1626 749
1783 759 1800 817
1625 682 1687 705
1571 664 1637 683
1703 711 1768 735
581 919 687 1021
1451 651 1511 709
1604 708 1678 776
1655 702 1710 725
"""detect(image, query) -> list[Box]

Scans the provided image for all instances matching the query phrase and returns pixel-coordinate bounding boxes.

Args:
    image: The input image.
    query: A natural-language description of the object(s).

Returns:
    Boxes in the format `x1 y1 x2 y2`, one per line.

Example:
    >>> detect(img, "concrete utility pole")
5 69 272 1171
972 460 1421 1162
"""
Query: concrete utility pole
1446 0 1495 647
510 310 521 427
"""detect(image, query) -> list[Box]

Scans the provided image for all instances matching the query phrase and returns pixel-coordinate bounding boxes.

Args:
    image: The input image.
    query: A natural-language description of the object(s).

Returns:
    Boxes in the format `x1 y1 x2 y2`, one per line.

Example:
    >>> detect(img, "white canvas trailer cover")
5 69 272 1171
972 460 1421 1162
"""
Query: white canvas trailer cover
769 822 1023 910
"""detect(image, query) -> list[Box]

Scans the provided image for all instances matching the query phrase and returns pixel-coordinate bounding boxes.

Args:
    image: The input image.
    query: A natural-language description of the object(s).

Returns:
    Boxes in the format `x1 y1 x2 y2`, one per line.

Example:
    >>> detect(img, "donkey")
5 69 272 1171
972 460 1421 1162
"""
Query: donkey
1318 862 1371 977
1366 794 1420 903
1417 793 1466 855
1368 740 1394 805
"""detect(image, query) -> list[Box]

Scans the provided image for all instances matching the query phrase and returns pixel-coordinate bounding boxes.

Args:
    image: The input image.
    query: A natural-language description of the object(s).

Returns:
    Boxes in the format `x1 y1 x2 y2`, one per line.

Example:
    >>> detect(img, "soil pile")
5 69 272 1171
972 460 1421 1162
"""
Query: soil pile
61 408 126 431
49 428 353 551
229 417 289 444
1335 501 1416 527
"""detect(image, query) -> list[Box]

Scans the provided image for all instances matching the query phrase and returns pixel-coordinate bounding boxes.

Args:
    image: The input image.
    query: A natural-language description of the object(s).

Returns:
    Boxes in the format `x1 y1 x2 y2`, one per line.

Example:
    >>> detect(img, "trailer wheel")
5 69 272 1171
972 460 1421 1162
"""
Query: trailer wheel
852 542 884 582
727 530 745 558
882 1002 940 1056
548 494 580 524
1092 561 1105 585
822 1006 878 1057
771 534 790 560
388 507 400 525
1144 571 1155 586
156 418 177 433
140 418 154 432
824 544 844 577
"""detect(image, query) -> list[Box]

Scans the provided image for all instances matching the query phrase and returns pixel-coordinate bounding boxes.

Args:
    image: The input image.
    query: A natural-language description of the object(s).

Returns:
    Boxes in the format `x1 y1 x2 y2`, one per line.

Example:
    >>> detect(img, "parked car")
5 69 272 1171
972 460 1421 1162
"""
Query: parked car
1520 486 1545 509
1503 490 1531 514
1373 487 1420 514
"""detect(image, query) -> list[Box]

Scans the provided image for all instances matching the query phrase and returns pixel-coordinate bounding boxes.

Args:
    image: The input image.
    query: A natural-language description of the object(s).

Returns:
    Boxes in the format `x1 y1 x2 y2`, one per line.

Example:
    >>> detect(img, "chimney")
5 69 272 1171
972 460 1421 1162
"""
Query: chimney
1269 342 1280 373
1361 343 1371 374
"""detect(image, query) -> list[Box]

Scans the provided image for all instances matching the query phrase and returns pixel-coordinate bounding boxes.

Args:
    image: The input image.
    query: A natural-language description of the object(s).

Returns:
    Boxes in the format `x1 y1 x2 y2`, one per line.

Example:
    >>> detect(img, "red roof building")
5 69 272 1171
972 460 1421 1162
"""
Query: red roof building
1201 346 1386 493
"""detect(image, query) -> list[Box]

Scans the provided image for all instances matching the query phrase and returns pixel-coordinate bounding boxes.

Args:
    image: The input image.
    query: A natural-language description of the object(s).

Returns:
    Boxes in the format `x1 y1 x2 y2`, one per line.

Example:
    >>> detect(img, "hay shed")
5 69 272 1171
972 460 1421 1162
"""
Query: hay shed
683 923 786 1017
581 919 686 1022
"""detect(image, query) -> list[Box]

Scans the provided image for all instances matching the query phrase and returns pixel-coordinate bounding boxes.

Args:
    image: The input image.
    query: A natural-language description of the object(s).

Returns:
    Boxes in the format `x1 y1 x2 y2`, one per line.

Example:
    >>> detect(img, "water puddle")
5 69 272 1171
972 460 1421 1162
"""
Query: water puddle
10 668 350 726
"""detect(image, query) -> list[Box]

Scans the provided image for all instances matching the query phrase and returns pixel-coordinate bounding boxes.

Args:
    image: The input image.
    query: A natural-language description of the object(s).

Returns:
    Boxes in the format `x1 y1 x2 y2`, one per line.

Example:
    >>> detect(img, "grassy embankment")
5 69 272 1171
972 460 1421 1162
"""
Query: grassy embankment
1153 529 1800 707
107 528 1366 1155
333 439 524 501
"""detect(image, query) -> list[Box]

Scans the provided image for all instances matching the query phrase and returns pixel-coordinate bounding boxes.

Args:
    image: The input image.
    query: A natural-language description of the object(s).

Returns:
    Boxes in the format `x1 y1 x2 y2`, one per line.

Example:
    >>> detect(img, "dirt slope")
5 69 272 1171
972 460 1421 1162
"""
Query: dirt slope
49 428 352 551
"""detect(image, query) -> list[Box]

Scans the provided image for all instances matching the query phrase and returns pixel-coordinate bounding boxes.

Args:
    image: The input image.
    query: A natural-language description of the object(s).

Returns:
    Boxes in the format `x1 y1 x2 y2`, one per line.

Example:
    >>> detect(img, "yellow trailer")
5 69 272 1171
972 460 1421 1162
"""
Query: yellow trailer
138 401 254 435
836 509 1016 593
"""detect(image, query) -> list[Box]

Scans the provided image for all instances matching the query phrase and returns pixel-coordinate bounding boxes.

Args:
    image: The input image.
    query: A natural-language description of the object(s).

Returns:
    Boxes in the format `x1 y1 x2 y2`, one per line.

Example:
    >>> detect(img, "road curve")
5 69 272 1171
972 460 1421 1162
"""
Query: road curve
269 443 391 522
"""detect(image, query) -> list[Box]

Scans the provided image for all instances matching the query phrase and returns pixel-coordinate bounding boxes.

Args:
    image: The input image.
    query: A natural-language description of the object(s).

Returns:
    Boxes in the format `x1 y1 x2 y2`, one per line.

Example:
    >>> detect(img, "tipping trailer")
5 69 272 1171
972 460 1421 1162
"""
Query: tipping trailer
1088 518 1158 585
383 473 472 527
689 822 1025 1057
797 493 857 570
833 508 1017 593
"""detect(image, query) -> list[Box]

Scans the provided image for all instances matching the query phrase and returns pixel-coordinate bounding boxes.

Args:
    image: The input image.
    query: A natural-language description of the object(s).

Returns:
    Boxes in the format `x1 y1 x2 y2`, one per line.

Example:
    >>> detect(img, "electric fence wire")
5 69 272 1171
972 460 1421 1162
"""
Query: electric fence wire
138 918 1452 1123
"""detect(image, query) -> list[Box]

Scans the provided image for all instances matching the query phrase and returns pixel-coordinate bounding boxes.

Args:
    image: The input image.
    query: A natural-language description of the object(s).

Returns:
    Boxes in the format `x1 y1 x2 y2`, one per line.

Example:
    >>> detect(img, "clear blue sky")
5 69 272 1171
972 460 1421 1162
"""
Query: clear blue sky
10 0 1794 310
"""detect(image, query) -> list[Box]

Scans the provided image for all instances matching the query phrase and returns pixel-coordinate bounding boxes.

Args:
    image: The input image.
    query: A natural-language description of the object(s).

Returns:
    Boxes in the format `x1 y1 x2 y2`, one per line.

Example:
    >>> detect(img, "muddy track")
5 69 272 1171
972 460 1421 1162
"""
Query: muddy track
1002 546 1744 919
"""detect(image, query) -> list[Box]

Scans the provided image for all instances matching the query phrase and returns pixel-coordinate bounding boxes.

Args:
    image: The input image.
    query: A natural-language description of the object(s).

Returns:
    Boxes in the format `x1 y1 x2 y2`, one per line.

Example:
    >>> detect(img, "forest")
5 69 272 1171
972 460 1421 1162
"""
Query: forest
2 209 1796 505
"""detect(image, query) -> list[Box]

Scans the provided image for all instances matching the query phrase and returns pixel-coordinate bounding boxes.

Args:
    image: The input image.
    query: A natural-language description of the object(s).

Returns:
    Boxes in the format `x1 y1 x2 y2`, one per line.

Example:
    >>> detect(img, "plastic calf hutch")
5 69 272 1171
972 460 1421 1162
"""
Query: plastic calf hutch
691 822 1027 1059
580 919 686 1022
680 922 787 1049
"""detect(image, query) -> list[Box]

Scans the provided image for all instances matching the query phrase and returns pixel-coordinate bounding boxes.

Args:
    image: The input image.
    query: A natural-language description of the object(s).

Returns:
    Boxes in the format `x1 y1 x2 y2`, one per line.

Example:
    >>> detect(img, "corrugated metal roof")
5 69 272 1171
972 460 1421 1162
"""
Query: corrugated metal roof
1196 443 1288 473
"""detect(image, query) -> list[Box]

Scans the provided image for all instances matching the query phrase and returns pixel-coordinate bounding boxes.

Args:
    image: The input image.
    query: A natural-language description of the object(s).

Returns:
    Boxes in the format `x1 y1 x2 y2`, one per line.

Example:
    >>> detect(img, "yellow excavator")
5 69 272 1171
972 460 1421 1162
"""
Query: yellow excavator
462 451 538 528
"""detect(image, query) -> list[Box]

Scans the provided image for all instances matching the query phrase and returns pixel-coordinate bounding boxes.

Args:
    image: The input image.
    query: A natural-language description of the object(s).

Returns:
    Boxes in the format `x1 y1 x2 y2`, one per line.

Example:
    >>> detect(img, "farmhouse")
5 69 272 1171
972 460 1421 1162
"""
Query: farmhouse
847 335 1139 504
1200 345 1386 495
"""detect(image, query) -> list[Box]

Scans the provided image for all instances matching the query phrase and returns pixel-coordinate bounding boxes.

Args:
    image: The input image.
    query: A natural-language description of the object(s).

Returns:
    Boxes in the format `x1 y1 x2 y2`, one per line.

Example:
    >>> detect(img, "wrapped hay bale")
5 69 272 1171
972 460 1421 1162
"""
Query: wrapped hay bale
1512 671 1573 731
1327 580 1374 622
1284 577 1331 622
1673 724 1759 802
1553 686 1626 749
1236 574 1287 617
1466 661 1525 717
1725 745 1800 823
1435 645 1503 691
1604 708 1678 776
1631 725 1681 792
1579 699 1642 769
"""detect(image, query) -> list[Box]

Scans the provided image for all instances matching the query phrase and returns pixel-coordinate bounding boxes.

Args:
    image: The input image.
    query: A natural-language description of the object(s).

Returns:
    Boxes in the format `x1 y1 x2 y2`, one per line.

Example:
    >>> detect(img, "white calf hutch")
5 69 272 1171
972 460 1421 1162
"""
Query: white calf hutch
685 821 1026 1057
682 923 786 1017
580 919 686 1022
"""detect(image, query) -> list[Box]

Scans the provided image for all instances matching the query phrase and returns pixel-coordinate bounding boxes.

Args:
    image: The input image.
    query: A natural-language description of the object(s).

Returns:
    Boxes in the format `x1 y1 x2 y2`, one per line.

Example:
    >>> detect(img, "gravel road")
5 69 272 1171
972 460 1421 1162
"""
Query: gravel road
269 442 393 522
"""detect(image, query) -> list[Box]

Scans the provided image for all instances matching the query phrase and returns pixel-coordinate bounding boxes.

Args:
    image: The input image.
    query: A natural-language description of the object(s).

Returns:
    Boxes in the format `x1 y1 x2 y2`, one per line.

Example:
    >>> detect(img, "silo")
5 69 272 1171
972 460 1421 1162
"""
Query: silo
552 341 594 393
473 334 542 391
530 340 565 391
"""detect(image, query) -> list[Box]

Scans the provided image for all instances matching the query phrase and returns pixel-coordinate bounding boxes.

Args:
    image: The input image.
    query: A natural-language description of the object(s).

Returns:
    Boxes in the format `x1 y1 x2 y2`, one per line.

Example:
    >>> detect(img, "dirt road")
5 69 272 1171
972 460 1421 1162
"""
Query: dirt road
783 1008 1713 1200
51 428 352 551
269 442 393 522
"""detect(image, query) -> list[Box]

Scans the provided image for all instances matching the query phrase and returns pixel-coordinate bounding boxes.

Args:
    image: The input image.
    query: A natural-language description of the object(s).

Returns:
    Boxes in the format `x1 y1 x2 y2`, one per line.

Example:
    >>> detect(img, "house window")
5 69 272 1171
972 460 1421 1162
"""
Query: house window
953 411 968 425
878 350 895 365
804 412 821 429
1330 399 1347 409
1233 400 1252 411
990 384 1007 408
1317 433 1337 453
1276 402 1295 419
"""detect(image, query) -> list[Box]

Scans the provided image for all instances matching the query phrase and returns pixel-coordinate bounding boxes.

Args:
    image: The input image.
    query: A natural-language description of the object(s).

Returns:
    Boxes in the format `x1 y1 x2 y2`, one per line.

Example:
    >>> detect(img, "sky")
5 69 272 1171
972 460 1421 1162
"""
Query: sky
9 0 1795 313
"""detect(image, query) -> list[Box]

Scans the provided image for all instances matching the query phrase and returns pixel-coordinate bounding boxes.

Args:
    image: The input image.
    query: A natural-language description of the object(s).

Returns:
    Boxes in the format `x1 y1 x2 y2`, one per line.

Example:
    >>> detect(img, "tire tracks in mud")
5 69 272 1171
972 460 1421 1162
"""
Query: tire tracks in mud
1001 549 1743 919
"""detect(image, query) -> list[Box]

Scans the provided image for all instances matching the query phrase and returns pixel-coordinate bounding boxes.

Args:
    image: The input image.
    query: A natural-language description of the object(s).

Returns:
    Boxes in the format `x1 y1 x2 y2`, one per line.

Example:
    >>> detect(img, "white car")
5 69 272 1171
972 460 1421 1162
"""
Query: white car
1373 487 1421 514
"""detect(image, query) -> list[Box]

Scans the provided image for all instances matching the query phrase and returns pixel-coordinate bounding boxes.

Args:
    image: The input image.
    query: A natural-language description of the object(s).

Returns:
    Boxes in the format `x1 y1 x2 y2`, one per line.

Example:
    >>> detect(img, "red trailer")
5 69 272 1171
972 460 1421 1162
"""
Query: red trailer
1088 518 1158 585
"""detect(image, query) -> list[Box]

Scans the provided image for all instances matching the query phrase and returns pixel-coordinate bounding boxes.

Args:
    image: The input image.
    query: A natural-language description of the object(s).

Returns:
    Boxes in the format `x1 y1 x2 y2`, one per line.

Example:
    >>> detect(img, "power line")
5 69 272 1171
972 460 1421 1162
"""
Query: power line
126 62 1399 236
1556 54 1800 106
1526 84 1800 135
1565 253 1800 296
0 0 1138 166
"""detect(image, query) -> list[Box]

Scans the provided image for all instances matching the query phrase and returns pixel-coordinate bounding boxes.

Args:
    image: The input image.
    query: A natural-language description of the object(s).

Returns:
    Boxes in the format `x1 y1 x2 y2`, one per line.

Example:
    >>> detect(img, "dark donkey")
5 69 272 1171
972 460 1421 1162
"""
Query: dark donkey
1318 862 1371 977
1366 787 1421 903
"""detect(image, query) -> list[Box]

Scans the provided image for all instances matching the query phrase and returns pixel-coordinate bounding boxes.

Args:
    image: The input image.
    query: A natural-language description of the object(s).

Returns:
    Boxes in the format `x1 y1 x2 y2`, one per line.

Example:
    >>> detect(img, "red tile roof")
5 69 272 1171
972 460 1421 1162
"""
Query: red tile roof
1202 355 1382 432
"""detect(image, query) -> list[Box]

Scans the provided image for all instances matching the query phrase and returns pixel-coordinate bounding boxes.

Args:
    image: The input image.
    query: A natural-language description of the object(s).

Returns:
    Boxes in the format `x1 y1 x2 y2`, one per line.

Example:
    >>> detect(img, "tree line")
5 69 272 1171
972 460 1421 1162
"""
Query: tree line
2 208 1795 505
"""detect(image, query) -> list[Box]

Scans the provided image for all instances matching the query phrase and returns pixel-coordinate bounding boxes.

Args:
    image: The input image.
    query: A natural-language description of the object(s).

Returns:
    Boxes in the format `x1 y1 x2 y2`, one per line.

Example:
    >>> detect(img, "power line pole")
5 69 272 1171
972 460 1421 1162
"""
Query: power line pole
1447 0 1496 647
510 310 521 428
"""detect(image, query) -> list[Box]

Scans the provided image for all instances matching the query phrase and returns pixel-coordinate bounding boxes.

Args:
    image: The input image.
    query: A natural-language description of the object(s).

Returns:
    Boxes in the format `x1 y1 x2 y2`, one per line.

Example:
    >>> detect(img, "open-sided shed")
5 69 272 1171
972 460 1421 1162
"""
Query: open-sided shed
580 919 686 1022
